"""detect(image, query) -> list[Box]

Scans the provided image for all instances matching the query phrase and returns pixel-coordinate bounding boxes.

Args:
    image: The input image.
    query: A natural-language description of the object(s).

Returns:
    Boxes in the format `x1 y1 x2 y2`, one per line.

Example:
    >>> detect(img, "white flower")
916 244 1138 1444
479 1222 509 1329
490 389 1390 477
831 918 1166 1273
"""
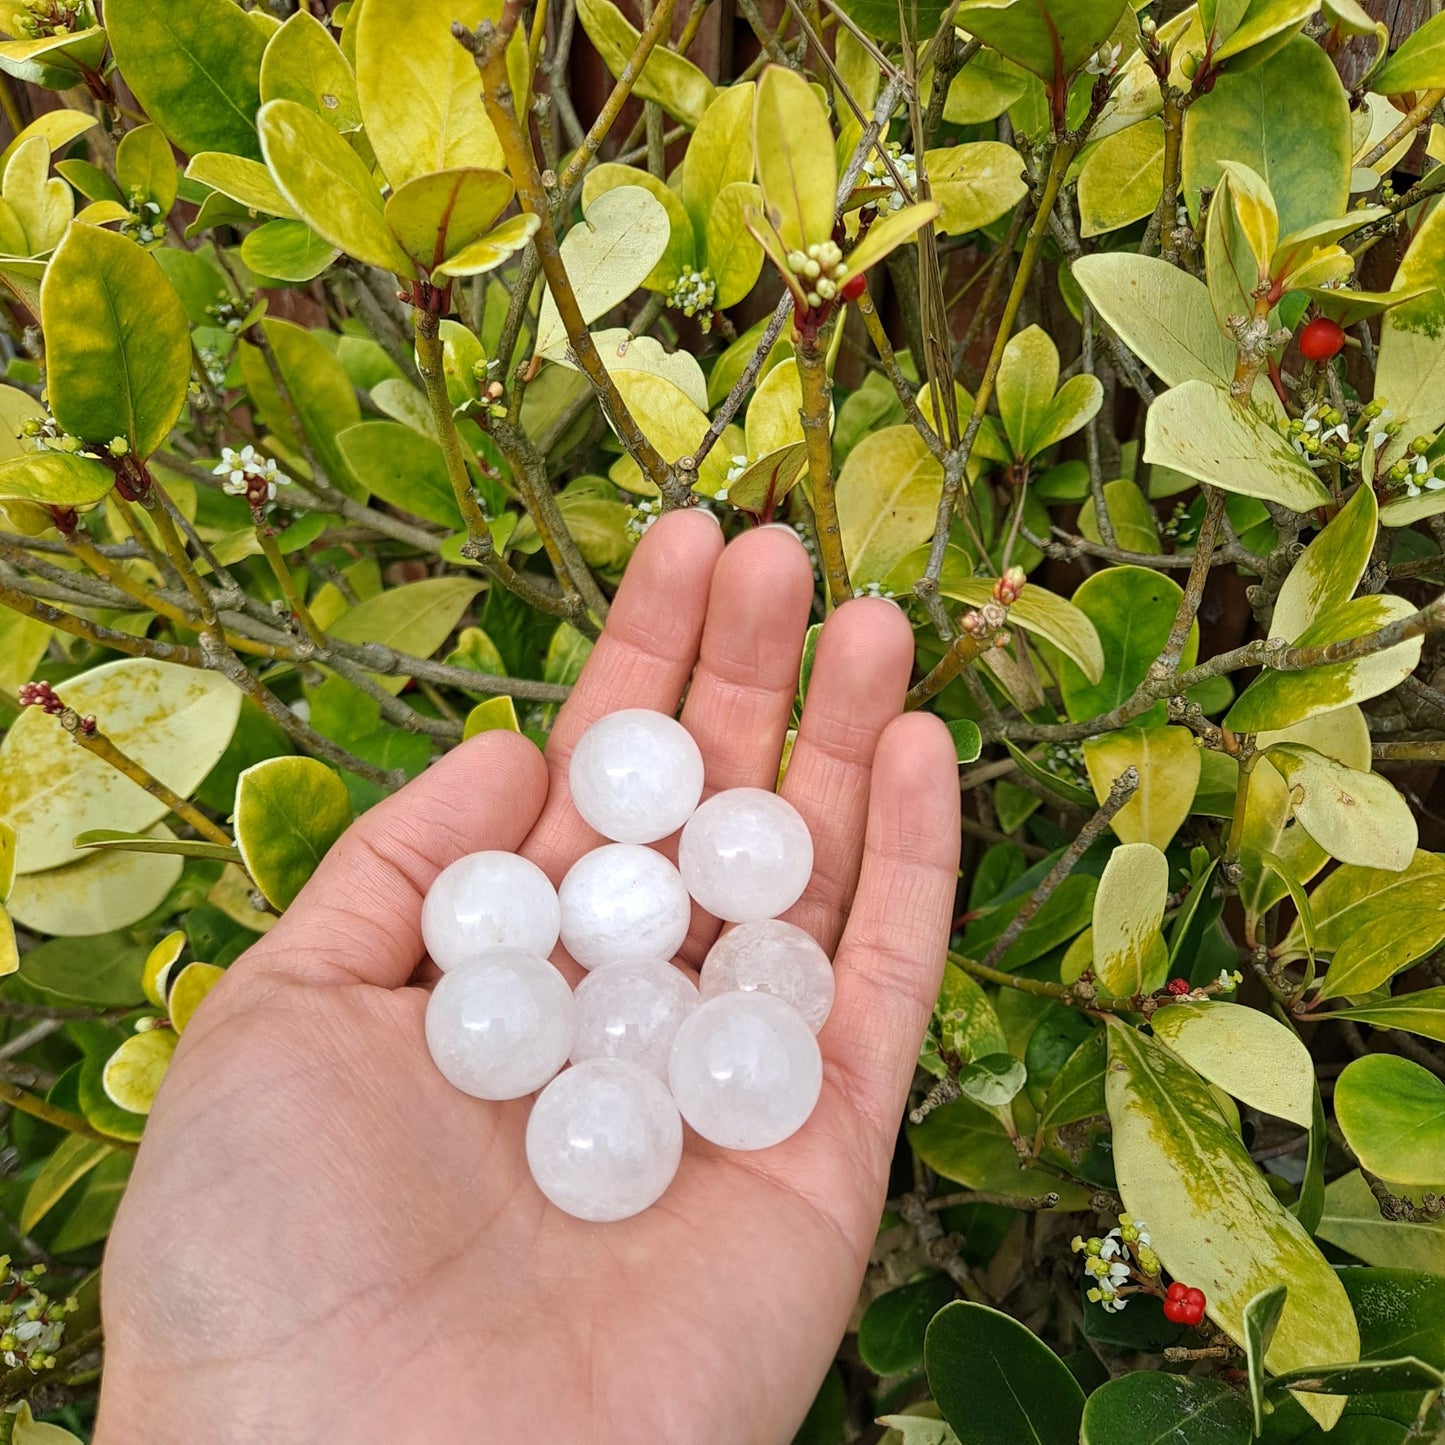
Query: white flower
1085 41 1121 75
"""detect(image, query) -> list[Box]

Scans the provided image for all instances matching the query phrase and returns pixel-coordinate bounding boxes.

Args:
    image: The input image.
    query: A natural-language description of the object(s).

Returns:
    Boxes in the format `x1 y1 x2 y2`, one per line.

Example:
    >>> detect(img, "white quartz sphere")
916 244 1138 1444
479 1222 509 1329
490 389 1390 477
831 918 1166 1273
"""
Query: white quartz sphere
677 788 814 923
571 958 699 1078
526 1058 683 1221
568 709 705 844
668 992 822 1150
424 949 573 1100
421 851 560 971
700 919 835 1033
558 843 692 971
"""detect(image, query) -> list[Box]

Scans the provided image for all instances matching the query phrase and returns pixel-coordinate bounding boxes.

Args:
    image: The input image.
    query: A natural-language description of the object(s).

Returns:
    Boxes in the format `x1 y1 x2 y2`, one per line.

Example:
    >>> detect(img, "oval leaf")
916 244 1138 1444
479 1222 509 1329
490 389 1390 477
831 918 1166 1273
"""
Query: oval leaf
234 757 353 911
1091 842 1169 998
1335 1055 1445 1188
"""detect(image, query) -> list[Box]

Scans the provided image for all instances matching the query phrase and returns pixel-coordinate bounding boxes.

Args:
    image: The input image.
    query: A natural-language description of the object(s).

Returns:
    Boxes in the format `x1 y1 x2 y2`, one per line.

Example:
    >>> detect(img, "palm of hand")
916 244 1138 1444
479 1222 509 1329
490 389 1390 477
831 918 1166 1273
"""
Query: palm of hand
97 515 960 1445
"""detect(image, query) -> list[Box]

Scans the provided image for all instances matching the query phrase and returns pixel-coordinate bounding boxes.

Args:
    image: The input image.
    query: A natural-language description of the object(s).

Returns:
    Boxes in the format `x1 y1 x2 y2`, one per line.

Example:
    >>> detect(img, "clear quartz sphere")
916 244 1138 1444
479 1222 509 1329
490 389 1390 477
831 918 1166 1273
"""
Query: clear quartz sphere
677 788 814 923
421 851 560 972
424 948 574 1100
699 919 835 1033
568 709 706 844
571 958 699 1078
558 843 692 971
525 1058 684 1221
668 992 822 1150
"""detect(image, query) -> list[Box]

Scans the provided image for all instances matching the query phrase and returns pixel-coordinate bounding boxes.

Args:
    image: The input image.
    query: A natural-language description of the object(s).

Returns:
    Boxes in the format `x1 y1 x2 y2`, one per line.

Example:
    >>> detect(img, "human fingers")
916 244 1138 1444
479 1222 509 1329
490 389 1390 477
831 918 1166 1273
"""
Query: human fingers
521 508 724 880
776 597 916 955
817 711 960 1175
236 729 549 989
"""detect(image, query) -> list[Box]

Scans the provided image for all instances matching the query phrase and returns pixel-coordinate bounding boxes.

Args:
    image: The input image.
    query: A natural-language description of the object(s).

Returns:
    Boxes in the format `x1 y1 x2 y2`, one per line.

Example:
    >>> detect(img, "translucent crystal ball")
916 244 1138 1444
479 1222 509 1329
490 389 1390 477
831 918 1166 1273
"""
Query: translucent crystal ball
700 919 835 1033
677 788 814 923
424 949 573 1100
421 850 560 972
558 843 692 970
668 992 823 1150
568 708 706 844
571 958 699 1078
525 1058 684 1221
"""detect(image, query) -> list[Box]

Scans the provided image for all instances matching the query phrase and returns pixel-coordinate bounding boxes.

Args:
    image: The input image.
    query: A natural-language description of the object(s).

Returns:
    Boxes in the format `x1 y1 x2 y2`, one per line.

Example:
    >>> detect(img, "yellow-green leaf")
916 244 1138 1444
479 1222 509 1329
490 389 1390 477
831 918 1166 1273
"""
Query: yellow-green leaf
168 960 225 1033
946 578 1103 683
184 151 296 218
1371 7 1445 93
754 65 835 254
1317 1169 1445 1272
142 929 186 1008
6 826 184 937
0 451 114 508
240 217 340 284
260 9 361 133
1078 120 1164 237
1328 987 1445 1045
10 1399 86 1443
534 186 672 357
102 1028 177 1114
463 695 520 738
575 0 716 128
384 166 516 269
0 110 94 175
1376 200 1445 440
845 200 940 278
41 225 190 457
1083 726 1201 850
1144 382 1329 513
704 182 764 309
927 141 1028 236
234 757 353 911
257 98 410 274
0 900 16 978
681 81 754 246
1151 1002 1313 1129
115 123 178 216
21 1133 112 1234
1106 1019 1357 1429
1091 842 1169 998
1335 1055 1445 1188
837 425 942 586
326 577 484 694
354 0 504 189
1227 593 1424 733
105 0 267 159
0 659 242 875
580 161 694 288
608 369 731 495
433 211 540 280
1265 742 1417 871
1271 484 1376 643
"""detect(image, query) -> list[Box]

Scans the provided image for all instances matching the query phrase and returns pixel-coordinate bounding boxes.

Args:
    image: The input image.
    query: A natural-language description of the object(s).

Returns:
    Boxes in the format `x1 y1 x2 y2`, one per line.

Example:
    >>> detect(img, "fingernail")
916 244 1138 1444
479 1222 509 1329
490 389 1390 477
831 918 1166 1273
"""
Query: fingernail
688 504 723 527
758 522 803 542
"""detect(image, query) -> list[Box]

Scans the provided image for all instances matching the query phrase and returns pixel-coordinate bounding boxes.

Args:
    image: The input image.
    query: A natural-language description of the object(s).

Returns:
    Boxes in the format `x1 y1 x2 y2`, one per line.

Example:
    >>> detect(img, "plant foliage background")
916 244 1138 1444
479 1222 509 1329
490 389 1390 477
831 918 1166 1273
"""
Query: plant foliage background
0 0 1442 1438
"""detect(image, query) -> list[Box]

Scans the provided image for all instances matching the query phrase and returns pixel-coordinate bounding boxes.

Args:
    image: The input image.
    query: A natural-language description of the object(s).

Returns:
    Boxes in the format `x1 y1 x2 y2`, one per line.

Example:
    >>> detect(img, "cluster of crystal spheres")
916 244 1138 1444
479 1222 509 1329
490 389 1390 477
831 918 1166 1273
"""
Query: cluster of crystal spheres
419 709 833 1223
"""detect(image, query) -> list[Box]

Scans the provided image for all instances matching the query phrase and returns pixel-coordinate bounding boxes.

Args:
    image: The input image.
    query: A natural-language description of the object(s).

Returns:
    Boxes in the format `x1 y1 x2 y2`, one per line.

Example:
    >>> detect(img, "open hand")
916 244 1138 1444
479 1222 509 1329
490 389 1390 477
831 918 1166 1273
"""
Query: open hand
96 512 961 1445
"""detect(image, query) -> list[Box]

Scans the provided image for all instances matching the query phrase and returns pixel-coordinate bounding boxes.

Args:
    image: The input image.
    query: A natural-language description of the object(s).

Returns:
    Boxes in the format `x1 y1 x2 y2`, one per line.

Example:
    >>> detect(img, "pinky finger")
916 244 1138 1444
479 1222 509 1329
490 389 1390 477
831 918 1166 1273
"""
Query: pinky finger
818 711 961 1173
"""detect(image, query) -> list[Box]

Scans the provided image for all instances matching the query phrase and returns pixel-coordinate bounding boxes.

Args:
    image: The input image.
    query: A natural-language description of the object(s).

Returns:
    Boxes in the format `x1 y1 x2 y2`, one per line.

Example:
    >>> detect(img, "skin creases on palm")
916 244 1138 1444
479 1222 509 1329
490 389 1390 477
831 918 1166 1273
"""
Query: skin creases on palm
95 510 961 1445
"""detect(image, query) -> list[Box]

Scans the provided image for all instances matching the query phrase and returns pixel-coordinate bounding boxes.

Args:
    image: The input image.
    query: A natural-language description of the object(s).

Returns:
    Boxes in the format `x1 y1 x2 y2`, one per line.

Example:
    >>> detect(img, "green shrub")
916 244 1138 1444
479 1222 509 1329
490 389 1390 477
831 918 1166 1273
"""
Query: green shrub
0 0 1443 1438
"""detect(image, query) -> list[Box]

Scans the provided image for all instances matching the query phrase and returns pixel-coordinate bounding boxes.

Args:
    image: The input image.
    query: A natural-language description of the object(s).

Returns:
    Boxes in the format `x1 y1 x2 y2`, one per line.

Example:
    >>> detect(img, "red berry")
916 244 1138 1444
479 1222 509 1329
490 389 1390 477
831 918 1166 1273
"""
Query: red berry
1299 316 1346 362
1166 978 1191 996
1162 1297 1190 1323
1165 1281 1188 1303
840 273 867 303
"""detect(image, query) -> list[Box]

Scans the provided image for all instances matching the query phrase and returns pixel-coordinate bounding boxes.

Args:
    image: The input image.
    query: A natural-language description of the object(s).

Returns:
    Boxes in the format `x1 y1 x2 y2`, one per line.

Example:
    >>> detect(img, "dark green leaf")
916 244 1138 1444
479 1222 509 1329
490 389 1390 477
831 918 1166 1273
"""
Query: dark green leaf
1080 1372 1252 1445
859 1274 956 1376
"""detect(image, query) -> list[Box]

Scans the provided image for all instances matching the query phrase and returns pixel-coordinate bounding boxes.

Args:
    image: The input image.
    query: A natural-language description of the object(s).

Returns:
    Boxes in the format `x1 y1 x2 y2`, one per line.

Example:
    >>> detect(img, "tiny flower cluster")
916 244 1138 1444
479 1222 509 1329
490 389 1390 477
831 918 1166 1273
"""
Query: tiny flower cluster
1163 969 1242 1001
858 580 896 600
18 681 94 732
1281 402 1359 469
1382 435 1443 498
206 292 247 335
859 143 917 212
17 415 92 457
1072 1215 1160 1313
13 0 86 38
122 192 164 246
0 1261 79 1372
213 445 288 508
784 240 850 310
667 268 717 329
625 495 663 541
1085 41 1122 75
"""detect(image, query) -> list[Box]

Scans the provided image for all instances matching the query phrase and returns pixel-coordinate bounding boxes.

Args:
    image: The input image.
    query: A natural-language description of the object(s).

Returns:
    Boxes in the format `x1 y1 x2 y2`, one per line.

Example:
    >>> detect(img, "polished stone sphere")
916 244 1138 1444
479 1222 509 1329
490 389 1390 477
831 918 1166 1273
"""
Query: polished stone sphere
668 992 822 1150
525 1058 684 1221
421 850 560 971
699 919 835 1033
557 843 692 970
424 949 573 1100
568 708 706 844
676 788 814 922
571 958 699 1078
